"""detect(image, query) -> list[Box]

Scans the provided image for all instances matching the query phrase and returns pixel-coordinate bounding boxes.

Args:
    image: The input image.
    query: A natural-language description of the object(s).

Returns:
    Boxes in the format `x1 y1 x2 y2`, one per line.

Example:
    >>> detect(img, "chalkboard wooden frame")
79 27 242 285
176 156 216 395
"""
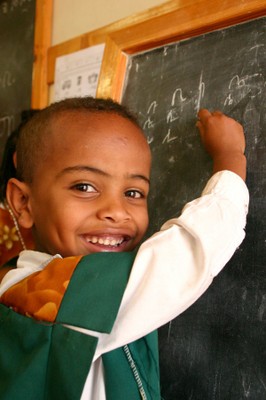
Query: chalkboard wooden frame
32 0 53 108
96 0 266 99
46 0 265 103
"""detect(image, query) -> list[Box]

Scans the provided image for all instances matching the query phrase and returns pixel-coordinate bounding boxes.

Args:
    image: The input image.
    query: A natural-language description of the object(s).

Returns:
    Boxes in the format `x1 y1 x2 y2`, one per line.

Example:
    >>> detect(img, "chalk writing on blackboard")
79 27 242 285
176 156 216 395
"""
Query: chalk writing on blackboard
0 0 34 14
133 68 265 150
0 71 16 89
0 115 15 140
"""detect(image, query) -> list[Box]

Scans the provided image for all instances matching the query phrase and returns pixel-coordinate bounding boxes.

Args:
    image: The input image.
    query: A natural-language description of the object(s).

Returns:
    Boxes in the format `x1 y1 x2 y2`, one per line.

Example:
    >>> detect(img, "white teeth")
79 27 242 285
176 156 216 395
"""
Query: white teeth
86 236 124 246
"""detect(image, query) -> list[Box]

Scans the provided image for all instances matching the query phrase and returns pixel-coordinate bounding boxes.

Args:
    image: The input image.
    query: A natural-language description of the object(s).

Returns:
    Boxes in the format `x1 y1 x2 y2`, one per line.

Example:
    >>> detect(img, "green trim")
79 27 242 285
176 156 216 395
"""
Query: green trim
57 252 136 333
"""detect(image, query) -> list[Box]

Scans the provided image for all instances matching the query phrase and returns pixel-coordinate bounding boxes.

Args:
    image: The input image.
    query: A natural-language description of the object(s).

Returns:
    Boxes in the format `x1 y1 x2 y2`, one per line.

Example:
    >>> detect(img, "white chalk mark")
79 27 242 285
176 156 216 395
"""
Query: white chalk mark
147 101 157 115
166 108 179 123
242 374 251 398
167 321 172 341
212 370 221 399
146 136 154 145
143 117 155 130
195 71 205 113
0 71 15 88
229 75 246 89
249 43 264 64
163 47 169 56
0 115 15 138
258 377 266 393
224 93 234 106
168 155 175 164
162 128 178 144
171 88 186 106
258 294 266 321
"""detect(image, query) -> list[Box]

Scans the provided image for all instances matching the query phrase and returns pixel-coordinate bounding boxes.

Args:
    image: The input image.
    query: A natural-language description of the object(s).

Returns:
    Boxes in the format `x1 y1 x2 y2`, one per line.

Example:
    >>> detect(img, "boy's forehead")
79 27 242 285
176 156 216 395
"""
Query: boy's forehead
28 110 151 184
51 110 148 144
47 110 151 155
54 110 133 128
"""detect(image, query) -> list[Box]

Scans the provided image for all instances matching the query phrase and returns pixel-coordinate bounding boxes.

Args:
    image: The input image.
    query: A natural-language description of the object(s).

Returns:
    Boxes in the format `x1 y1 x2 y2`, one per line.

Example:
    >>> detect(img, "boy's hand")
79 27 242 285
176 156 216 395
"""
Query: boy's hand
196 109 247 181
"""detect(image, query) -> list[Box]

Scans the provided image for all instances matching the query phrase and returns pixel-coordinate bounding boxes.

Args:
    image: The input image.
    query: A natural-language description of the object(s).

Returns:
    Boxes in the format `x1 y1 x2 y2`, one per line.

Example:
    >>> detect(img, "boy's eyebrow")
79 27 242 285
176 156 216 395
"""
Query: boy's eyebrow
56 165 150 184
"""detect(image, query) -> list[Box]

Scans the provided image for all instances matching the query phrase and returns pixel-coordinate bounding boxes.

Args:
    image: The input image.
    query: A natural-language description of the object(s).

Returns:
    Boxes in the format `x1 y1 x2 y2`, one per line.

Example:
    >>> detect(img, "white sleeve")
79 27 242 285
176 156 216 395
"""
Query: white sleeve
91 170 249 357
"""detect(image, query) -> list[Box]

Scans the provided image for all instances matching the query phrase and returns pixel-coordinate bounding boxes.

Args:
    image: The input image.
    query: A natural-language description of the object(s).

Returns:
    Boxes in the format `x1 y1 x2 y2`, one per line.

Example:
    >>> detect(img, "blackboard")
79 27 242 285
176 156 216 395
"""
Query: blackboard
122 17 266 400
0 0 36 164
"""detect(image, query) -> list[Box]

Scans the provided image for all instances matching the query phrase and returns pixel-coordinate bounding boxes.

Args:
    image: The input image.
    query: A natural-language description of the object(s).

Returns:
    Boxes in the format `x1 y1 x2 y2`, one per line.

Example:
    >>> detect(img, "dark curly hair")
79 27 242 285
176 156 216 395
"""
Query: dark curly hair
0 109 39 202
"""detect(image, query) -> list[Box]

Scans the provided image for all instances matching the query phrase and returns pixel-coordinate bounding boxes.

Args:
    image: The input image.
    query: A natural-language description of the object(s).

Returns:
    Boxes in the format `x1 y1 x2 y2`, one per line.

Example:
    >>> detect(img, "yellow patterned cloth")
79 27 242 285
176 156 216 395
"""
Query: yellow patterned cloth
0 255 82 322
0 205 34 269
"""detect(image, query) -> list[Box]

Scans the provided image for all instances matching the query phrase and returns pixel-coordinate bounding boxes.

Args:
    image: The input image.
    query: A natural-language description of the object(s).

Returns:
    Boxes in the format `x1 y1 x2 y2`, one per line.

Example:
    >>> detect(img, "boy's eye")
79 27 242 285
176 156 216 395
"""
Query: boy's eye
73 183 96 193
125 190 144 199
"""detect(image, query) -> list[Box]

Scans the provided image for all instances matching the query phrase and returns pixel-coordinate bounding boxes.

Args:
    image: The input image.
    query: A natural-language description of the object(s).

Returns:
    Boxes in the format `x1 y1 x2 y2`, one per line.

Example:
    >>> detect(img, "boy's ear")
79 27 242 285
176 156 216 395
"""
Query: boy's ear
6 178 34 229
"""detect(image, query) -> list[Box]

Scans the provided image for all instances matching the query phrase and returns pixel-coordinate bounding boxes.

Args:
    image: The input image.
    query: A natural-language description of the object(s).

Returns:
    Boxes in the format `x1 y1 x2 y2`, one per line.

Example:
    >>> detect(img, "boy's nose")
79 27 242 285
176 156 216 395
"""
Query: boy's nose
97 197 131 223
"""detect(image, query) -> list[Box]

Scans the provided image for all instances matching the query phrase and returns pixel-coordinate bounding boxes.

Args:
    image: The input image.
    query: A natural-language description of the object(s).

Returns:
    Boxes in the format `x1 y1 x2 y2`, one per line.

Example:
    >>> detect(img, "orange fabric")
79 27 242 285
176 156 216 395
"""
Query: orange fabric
0 255 82 322
0 206 34 267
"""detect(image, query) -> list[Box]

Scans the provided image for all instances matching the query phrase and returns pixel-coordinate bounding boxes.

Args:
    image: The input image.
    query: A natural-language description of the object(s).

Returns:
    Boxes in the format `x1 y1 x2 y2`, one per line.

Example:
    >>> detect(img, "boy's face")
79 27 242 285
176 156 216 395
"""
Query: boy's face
24 112 151 257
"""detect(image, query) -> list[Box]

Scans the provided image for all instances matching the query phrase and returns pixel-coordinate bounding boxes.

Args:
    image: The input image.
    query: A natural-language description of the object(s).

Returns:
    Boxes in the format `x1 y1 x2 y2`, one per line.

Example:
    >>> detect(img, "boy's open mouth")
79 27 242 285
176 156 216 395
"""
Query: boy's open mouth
84 236 126 247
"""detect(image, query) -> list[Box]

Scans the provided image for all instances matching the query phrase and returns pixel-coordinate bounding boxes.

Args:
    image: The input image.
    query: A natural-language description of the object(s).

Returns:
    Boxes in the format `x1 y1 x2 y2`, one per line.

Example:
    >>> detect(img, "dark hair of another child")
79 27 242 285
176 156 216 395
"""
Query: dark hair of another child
0 110 39 202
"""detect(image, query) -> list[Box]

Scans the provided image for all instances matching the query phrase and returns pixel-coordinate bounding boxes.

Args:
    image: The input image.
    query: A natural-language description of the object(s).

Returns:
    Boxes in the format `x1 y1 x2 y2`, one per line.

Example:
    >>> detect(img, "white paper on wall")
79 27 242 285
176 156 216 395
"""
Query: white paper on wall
54 43 105 101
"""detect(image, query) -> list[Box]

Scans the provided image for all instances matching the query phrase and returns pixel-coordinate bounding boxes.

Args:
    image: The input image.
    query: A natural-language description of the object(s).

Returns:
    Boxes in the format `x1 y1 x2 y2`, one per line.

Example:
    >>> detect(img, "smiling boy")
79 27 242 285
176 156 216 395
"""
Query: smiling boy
0 97 248 399
12 108 151 256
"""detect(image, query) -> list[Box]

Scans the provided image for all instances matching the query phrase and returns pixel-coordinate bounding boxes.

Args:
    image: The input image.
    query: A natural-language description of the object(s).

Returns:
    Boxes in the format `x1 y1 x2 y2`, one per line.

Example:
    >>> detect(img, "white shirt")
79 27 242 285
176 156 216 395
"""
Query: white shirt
0 171 249 399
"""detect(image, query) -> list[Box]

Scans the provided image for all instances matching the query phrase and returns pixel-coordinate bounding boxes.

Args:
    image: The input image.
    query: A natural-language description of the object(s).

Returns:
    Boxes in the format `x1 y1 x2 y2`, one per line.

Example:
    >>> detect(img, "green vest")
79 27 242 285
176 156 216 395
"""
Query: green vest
0 252 160 399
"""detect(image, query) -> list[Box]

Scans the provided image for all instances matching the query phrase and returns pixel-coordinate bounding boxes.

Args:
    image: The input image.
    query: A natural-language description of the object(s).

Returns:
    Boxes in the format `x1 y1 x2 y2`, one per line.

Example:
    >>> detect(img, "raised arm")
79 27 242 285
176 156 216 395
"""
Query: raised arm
196 109 247 181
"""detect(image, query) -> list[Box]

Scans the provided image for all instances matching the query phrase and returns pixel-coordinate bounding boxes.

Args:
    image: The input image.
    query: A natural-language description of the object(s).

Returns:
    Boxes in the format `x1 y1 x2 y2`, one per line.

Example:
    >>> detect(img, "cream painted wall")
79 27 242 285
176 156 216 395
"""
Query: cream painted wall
52 0 168 45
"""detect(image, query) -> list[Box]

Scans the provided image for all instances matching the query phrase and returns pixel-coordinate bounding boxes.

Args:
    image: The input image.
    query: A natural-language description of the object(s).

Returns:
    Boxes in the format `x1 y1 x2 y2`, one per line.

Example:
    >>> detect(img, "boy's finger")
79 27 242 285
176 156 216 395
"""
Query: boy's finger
212 110 224 117
197 109 211 122
195 120 202 130
195 121 205 139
